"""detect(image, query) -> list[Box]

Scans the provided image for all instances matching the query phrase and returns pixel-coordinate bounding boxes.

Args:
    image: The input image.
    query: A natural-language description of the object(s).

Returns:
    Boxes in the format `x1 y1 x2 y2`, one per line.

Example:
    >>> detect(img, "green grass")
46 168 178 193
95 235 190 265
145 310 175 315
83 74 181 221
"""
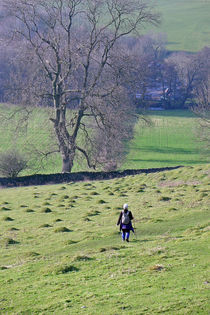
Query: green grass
0 164 209 314
1 105 209 175
123 110 209 170
150 0 210 52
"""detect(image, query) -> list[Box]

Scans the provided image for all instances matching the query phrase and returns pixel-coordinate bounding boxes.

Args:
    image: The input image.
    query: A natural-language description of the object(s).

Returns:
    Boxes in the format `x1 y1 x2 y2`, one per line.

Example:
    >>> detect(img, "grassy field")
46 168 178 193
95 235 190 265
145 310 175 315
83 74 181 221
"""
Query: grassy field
0 164 209 314
150 0 210 52
1 105 209 175
123 110 209 170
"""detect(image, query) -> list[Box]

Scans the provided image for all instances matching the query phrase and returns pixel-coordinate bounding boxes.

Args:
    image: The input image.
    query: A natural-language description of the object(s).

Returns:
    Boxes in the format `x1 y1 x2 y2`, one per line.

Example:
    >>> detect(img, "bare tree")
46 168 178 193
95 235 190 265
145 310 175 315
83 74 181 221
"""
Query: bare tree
0 149 28 177
2 0 159 172
192 47 210 151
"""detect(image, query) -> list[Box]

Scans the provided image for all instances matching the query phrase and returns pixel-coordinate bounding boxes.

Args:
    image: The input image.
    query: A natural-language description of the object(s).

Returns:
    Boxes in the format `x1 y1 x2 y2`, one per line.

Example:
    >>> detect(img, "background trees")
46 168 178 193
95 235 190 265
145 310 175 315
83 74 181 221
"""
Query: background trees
192 47 210 151
1 0 159 173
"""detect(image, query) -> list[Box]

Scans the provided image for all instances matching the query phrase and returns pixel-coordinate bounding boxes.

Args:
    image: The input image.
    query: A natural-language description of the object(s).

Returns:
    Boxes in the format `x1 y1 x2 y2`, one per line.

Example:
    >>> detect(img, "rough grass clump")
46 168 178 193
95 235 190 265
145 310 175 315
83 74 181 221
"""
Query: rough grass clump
4 238 19 246
64 240 77 245
149 264 164 271
2 216 14 221
90 191 99 196
86 210 101 217
136 189 144 193
54 219 62 222
43 202 51 206
57 204 65 208
59 195 69 202
97 199 106 204
73 255 92 262
50 193 57 197
25 209 34 213
158 196 171 201
1 206 11 211
0 266 8 270
8 227 19 231
41 207 52 213
148 247 166 256
24 252 40 258
39 224 52 228
54 227 71 233
168 207 177 211
59 186 66 190
53 264 79 275
84 217 91 222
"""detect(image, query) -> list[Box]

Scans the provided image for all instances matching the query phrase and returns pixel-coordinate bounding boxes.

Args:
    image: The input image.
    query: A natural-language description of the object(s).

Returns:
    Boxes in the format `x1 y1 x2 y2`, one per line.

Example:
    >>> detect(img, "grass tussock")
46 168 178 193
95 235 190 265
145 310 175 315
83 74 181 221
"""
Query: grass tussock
50 264 79 275
39 224 52 228
40 207 52 213
2 216 14 221
3 238 19 246
54 227 71 233
0 207 11 211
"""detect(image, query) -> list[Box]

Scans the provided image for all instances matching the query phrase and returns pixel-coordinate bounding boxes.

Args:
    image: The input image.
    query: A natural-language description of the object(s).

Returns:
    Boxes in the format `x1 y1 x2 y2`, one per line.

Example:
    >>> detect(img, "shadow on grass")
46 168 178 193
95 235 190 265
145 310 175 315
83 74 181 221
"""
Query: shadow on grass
128 158 206 165
144 110 196 118
129 146 200 155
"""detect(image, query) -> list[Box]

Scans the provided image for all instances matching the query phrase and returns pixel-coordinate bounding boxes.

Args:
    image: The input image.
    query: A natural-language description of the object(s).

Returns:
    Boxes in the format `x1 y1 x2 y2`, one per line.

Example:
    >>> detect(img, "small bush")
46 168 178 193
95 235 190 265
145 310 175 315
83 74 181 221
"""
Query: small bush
0 149 28 178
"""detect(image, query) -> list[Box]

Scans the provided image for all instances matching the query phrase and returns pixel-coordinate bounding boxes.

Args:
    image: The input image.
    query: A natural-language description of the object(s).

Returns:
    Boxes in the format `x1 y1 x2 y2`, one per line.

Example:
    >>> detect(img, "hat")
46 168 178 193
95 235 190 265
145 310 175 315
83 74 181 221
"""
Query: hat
123 203 128 210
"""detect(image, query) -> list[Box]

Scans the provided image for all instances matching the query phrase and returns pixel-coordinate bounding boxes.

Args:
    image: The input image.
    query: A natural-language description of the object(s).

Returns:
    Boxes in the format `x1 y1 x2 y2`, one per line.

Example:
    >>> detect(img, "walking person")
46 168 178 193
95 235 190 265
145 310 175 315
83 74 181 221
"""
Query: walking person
117 203 134 242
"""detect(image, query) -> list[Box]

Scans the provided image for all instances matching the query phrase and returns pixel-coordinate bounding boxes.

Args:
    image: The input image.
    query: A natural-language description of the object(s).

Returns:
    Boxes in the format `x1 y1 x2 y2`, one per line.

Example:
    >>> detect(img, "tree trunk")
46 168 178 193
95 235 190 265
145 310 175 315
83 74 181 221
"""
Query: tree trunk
61 153 73 173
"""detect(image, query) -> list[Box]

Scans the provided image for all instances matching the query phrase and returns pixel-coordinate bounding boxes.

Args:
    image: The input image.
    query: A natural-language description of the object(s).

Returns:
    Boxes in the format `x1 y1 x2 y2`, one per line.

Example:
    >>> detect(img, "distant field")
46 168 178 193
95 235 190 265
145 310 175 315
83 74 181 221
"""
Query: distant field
0 165 209 314
123 110 209 170
0 105 209 175
149 0 210 51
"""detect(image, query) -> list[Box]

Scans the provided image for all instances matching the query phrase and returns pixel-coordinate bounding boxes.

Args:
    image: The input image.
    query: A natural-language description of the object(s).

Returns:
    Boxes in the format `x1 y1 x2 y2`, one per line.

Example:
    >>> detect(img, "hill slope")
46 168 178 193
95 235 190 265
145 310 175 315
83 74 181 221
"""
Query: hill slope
151 0 210 51
0 164 209 314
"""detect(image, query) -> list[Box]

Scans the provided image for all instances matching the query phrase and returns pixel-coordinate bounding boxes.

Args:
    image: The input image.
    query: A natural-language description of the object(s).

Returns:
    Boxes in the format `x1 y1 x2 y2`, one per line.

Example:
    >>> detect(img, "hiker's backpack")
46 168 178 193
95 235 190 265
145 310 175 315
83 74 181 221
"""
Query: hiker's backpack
121 210 130 225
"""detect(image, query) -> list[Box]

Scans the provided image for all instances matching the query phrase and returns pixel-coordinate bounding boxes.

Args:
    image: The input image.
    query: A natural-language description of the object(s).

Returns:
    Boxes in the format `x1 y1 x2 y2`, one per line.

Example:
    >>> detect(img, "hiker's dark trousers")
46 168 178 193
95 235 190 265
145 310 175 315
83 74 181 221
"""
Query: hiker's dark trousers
122 229 130 241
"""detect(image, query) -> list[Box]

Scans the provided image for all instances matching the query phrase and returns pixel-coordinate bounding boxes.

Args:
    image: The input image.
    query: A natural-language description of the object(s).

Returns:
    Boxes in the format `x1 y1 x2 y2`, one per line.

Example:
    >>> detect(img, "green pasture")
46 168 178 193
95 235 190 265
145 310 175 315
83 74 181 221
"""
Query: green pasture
0 105 209 175
150 0 210 52
123 110 209 170
0 165 209 314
